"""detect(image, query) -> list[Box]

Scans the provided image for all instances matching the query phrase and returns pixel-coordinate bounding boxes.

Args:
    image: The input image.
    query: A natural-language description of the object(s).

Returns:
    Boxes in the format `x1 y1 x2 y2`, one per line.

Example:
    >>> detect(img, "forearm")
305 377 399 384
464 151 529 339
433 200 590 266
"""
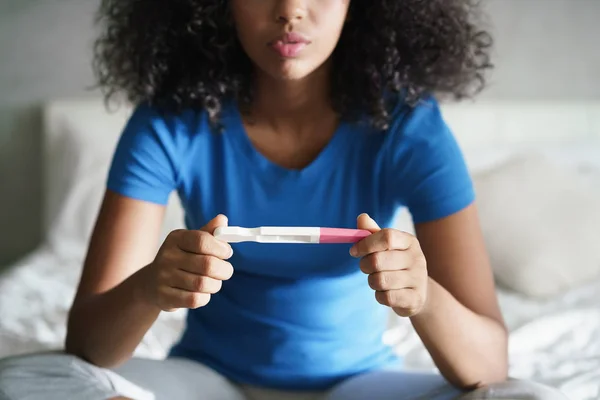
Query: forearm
65 267 161 368
409 277 508 389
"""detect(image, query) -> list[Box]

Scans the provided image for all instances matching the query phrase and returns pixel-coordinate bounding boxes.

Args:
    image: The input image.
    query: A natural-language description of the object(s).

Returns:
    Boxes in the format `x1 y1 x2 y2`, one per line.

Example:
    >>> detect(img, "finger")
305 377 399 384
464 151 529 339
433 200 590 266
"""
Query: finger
170 270 223 294
351 228 413 258
201 214 229 235
374 288 419 311
359 250 410 274
176 230 233 259
159 286 212 310
357 213 381 233
368 270 415 291
180 255 234 281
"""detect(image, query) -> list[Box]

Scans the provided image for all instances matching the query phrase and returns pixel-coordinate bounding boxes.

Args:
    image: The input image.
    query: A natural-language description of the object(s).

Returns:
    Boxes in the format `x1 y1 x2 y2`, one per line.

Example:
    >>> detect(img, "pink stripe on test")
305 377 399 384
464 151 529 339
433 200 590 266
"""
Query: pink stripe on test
319 228 371 243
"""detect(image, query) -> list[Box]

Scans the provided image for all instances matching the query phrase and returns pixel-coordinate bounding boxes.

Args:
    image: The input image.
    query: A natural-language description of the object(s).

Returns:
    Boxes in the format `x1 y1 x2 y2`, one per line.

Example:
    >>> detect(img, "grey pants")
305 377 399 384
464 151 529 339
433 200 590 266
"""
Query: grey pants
0 352 568 400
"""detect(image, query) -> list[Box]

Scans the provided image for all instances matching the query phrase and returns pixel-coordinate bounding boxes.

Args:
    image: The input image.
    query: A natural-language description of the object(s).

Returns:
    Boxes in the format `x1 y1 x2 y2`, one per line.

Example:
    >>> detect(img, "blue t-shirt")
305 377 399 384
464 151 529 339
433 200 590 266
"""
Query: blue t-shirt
107 96 475 390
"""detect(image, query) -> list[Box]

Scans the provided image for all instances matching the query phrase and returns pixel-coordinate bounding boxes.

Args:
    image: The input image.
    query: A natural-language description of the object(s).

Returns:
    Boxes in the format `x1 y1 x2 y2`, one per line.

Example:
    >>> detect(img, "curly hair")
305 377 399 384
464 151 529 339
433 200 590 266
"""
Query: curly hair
93 0 493 130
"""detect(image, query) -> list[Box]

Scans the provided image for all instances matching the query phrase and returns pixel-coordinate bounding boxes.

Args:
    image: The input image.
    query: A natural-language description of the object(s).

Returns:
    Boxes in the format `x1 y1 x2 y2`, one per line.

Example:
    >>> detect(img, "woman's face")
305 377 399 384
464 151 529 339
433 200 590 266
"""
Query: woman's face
230 0 350 81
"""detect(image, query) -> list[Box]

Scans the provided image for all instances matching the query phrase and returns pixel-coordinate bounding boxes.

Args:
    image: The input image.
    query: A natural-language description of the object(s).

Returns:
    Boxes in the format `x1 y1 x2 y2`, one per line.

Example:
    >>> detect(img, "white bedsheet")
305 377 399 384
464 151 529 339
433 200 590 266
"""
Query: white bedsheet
1 245 599 400
385 282 600 400
0 247 185 360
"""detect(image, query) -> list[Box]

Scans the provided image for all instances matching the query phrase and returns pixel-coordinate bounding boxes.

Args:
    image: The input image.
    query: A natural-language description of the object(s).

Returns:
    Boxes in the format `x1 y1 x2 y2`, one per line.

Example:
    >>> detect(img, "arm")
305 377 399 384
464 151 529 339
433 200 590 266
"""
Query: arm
353 207 507 389
374 97 507 387
410 203 508 388
65 190 165 367
65 103 238 367
65 104 238 367
65 190 233 368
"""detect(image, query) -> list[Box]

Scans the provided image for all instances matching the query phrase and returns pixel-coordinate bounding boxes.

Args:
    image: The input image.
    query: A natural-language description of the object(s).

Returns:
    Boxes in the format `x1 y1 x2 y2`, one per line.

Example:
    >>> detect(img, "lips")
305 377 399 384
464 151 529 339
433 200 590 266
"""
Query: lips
269 32 310 58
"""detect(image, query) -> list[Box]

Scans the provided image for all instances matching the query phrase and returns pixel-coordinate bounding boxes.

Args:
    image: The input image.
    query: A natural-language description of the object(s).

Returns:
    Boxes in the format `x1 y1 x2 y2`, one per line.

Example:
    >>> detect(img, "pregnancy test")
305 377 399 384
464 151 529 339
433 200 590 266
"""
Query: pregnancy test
214 226 371 244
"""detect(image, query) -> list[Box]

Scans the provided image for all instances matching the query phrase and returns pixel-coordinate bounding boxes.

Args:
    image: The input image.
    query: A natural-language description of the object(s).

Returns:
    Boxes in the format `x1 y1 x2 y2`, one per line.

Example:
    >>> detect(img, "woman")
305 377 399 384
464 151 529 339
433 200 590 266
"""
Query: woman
0 0 567 399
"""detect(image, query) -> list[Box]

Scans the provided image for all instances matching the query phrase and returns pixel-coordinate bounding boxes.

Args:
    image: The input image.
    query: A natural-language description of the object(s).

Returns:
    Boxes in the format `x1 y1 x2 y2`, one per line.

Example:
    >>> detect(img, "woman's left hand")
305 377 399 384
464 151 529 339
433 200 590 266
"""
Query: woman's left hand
350 213 429 317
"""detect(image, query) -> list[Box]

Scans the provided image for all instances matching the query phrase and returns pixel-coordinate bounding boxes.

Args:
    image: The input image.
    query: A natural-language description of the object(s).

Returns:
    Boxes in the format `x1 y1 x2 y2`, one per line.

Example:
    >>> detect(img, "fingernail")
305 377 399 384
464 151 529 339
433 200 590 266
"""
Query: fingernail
349 246 357 257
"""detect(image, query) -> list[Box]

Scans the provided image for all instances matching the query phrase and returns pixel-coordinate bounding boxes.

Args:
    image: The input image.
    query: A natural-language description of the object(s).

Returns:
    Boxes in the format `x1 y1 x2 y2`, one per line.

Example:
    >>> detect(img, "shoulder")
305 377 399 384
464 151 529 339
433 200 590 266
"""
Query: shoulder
385 94 455 151
381 95 474 223
122 101 213 145
107 102 215 203
383 94 468 173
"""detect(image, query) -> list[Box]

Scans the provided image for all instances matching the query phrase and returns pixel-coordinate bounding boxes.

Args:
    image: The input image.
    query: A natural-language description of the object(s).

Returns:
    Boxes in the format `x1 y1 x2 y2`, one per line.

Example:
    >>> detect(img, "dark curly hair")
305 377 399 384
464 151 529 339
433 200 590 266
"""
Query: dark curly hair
93 0 493 130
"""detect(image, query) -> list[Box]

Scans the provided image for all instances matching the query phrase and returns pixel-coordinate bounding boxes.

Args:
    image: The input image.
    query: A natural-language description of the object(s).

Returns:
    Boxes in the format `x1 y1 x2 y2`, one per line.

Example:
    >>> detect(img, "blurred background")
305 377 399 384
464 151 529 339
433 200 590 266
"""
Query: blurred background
1 0 600 265
0 1 599 398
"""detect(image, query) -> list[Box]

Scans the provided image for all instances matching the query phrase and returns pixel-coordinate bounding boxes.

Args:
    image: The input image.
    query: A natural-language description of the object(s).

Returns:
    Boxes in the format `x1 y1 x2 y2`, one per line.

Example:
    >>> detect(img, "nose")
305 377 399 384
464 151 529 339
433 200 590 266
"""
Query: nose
274 0 307 24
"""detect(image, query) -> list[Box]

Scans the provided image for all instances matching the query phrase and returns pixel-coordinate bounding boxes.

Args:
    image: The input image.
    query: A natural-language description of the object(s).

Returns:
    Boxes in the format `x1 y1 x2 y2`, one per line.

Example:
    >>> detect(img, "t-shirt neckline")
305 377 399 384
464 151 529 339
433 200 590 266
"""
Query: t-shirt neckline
222 99 351 182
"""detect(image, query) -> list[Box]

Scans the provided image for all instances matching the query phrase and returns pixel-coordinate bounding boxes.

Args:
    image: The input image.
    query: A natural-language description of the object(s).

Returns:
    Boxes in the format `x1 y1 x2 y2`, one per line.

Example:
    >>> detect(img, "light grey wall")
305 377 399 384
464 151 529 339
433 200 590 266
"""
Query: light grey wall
0 0 99 265
482 0 600 101
0 0 599 265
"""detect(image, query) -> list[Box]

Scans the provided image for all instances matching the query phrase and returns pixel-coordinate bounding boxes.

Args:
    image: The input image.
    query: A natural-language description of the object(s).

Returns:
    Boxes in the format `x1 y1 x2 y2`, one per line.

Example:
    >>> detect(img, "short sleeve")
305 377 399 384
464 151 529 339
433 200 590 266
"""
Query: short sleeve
385 97 475 224
107 104 180 205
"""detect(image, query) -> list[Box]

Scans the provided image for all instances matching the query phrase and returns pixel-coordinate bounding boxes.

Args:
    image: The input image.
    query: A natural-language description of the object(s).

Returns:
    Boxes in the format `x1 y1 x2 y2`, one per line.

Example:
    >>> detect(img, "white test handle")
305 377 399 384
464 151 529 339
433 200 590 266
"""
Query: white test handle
214 226 321 243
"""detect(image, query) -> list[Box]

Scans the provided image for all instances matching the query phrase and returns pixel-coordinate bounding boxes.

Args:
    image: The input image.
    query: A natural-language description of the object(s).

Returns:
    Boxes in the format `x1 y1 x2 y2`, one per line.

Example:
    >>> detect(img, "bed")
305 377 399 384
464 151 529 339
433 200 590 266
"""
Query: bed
1 98 599 400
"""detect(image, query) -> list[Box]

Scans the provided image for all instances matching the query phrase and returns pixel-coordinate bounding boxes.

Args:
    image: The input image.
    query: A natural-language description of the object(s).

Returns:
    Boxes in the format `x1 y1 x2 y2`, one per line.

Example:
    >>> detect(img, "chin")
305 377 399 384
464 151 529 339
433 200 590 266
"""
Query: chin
263 59 322 82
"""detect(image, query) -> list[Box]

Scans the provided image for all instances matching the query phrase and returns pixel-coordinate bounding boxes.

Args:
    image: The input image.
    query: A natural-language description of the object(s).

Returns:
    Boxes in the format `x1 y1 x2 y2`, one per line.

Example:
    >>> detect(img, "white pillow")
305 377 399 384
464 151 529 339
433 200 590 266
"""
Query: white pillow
43 99 185 258
473 153 600 298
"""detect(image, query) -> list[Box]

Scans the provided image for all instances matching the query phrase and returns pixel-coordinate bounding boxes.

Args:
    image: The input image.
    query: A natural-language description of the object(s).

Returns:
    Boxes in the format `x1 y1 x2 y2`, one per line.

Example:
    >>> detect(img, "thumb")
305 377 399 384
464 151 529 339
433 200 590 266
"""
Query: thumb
357 213 381 233
201 214 229 234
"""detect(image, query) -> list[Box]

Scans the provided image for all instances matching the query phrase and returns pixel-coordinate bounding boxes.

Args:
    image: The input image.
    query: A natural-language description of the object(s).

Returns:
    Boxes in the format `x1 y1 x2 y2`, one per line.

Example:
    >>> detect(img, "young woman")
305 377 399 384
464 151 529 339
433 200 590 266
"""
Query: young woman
0 0 567 399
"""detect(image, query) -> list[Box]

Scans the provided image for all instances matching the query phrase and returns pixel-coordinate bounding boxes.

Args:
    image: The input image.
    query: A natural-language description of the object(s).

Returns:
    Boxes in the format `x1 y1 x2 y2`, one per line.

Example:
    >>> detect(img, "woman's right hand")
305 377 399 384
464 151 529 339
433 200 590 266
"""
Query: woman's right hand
138 214 234 312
